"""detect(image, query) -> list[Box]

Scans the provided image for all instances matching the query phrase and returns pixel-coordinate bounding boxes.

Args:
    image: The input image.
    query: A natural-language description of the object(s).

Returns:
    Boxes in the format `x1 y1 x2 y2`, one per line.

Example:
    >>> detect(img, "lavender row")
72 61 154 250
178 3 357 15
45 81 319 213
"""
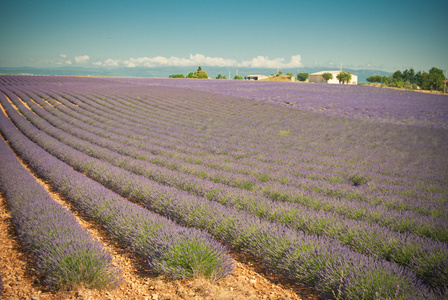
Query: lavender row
29 86 447 219
0 99 234 281
67 84 448 175
53 86 447 205
8 90 448 291
0 133 121 290
43 84 446 192
14 86 448 242
1 92 445 298
35 90 448 223
108 76 448 129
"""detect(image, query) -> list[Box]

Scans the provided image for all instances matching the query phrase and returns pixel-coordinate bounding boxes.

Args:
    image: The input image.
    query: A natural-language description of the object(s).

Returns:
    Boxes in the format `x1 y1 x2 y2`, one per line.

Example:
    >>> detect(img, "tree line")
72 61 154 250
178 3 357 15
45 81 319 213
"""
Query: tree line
169 66 209 79
366 67 446 91
169 67 244 80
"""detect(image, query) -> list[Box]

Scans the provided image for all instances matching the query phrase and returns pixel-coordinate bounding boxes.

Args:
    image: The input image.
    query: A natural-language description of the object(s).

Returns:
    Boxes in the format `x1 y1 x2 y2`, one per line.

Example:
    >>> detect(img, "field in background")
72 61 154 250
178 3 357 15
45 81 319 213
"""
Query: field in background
0 75 447 299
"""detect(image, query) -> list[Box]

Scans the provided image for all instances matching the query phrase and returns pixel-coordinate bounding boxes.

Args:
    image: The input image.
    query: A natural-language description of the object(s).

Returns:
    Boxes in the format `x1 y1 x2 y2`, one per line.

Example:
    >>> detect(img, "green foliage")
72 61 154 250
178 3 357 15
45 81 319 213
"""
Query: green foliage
391 70 403 82
169 74 185 78
383 67 446 91
216 74 227 79
366 75 382 83
336 71 352 84
157 236 233 280
321 72 333 83
348 174 369 186
390 80 404 88
195 70 208 79
403 68 415 83
428 67 445 91
186 67 209 79
233 75 243 80
403 80 412 89
297 72 309 81
194 66 208 79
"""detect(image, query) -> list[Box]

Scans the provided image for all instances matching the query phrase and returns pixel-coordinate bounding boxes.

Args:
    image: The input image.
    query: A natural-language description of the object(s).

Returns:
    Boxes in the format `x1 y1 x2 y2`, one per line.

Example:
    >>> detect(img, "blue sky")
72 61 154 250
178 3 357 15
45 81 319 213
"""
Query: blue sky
1 0 446 72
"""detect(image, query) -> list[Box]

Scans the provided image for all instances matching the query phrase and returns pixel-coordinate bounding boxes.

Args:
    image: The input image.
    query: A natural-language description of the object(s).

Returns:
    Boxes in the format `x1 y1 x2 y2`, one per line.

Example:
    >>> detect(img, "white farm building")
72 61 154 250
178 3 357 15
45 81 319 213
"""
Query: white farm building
309 71 358 85
245 75 269 81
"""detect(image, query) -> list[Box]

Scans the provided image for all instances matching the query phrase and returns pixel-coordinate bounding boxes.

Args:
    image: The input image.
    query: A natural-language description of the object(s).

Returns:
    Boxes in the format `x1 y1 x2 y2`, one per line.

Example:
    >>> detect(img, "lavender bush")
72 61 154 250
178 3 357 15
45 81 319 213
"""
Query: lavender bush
0 97 234 281
107 77 448 129
15 85 448 218
0 85 444 299
7 88 448 288
1 75 447 298
0 135 121 290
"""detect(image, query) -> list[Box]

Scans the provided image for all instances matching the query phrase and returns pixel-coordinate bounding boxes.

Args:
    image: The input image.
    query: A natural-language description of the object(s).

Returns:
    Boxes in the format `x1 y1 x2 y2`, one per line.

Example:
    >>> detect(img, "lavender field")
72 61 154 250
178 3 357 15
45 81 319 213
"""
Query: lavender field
109 77 448 129
0 75 447 299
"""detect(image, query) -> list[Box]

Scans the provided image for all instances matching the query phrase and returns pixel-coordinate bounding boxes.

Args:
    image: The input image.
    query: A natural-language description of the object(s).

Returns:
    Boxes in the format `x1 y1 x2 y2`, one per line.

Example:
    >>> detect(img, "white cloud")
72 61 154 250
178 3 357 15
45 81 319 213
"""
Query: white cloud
125 61 137 68
239 56 284 68
93 58 120 67
87 53 302 69
288 54 302 68
59 54 67 59
238 54 302 68
74 55 90 64
65 60 72 65
187 54 237 67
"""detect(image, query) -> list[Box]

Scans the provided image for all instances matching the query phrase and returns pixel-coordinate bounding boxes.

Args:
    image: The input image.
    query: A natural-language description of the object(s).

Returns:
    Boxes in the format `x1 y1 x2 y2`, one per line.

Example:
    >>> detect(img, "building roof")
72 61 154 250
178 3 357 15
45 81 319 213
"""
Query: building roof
310 70 357 77
310 70 344 75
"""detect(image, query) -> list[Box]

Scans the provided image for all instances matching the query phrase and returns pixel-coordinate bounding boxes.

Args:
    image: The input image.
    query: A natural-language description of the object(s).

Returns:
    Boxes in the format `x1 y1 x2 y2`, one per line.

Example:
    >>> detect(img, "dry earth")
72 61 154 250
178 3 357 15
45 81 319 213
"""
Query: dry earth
0 140 323 300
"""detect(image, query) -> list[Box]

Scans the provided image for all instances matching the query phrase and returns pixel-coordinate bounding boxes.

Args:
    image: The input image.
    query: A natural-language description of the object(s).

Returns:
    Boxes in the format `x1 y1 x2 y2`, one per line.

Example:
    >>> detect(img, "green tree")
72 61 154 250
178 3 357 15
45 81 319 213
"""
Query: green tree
415 71 430 89
403 80 412 89
336 71 352 84
186 72 196 78
391 70 403 82
297 73 309 82
366 75 382 83
233 75 243 80
321 72 333 83
169 74 185 78
390 70 404 87
428 67 446 91
403 68 415 84
194 66 208 79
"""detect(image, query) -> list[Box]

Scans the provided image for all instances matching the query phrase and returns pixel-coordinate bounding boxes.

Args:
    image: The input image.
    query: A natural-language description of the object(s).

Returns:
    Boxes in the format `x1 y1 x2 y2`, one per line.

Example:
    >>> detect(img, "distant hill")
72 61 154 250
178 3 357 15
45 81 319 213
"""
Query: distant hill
0 66 391 83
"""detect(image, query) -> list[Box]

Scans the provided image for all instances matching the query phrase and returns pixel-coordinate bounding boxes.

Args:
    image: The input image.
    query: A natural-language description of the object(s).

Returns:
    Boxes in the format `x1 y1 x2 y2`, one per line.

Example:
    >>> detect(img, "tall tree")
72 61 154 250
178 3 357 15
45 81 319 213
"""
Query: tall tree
428 67 446 91
403 68 415 84
366 75 382 83
391 70 403 83
336 71 352 84
297 72 309 82
321 72 333 83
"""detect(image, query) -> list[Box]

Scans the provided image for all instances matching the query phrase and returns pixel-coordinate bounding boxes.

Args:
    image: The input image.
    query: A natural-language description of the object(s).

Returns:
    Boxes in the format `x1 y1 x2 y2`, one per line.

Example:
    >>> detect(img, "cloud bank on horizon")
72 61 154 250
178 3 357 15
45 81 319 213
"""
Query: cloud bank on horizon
61 53 303 69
